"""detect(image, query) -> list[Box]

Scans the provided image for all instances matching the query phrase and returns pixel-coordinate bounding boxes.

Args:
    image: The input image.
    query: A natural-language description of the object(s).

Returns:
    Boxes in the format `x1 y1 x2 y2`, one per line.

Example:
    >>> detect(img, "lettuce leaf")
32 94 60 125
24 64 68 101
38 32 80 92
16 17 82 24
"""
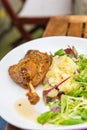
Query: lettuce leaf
37 95 87 125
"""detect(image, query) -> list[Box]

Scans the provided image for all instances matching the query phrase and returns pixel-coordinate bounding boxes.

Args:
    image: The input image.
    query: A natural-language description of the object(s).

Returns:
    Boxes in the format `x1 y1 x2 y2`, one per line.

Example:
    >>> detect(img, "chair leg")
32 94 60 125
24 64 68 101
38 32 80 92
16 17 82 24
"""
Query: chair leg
15 24 33 41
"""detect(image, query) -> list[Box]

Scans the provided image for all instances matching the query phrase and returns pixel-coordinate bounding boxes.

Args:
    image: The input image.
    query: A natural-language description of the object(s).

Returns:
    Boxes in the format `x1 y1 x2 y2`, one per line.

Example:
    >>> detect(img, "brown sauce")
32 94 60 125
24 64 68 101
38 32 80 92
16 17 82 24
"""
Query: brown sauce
15 98 40 121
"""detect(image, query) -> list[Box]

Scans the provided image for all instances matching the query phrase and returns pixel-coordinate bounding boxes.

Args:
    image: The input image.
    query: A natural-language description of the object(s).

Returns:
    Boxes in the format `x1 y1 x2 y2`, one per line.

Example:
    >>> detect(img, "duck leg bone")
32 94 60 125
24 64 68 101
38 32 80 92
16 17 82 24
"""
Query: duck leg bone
26 82 40 105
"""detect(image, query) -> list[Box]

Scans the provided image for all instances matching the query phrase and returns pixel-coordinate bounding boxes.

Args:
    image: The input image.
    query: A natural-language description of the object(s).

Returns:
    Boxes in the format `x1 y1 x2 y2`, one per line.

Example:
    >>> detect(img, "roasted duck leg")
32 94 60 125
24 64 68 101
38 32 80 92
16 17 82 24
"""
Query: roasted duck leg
8 50 52 104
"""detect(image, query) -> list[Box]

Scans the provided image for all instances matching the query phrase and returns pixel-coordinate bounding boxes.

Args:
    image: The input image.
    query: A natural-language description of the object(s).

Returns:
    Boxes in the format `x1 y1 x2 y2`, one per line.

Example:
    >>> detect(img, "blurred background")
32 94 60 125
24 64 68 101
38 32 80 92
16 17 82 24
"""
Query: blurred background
0 0 45 60
0 0 87 60
1 0 87 129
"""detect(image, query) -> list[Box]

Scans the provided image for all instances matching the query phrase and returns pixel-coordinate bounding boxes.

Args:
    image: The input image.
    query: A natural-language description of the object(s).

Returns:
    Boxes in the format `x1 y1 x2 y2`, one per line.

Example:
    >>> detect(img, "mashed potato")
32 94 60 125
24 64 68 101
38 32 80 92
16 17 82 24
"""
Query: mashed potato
43 55 78 93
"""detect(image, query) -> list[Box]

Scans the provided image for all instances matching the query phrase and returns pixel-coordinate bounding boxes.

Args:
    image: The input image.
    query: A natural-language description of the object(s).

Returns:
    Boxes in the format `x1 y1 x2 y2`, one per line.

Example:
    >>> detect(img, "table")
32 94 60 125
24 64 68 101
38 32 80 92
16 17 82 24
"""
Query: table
6 15 87 130
43 15 87 38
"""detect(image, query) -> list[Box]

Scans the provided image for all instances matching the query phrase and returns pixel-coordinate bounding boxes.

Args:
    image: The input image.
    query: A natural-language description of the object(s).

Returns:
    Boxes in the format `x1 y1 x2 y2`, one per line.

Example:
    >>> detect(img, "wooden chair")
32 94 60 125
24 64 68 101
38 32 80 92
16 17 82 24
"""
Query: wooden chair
1 0 72 41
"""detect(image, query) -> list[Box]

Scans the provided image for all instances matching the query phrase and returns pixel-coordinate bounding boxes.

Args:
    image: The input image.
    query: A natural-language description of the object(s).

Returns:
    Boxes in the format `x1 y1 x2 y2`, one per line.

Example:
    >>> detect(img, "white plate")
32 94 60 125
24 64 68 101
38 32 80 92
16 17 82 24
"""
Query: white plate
0 36 87 130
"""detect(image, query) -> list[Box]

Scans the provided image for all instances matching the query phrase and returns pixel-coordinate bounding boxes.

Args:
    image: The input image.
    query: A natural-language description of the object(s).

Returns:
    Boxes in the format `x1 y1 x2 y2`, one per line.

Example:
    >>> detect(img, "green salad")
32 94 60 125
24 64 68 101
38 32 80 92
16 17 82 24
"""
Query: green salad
37 46 87 126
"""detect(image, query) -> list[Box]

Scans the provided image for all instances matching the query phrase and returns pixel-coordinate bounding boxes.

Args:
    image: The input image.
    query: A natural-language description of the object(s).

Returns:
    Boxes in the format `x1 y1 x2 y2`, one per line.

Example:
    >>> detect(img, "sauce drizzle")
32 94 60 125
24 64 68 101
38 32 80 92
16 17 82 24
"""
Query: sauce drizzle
15 98 40 121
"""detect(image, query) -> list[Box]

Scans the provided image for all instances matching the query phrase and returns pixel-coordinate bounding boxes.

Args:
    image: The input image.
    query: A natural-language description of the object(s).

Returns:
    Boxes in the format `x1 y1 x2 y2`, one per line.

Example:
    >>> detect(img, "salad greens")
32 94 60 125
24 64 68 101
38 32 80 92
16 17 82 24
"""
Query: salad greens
37 95 87 125
37 46 87 126
75 54 87 83
54 49 65 56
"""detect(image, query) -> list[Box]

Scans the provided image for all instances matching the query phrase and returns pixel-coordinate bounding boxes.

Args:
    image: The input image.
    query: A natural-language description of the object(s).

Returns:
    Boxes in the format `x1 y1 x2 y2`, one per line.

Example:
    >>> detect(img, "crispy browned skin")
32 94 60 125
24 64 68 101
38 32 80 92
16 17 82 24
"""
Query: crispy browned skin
8 50 52 89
